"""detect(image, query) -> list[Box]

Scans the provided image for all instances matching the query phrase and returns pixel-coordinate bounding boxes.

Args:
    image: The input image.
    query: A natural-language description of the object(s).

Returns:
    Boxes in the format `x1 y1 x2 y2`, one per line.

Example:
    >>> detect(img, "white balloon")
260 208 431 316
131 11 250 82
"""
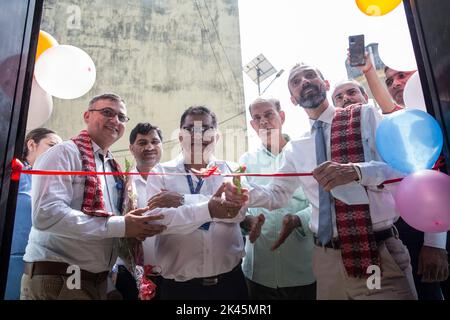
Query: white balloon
403 71 427 112
34 45 96 99
374 5 418 72
26 78 53 130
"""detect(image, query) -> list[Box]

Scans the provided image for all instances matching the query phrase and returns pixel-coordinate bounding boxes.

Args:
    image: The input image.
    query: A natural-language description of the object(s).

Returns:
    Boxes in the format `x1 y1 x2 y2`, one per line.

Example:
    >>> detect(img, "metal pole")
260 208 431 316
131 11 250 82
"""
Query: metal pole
257 67 261 96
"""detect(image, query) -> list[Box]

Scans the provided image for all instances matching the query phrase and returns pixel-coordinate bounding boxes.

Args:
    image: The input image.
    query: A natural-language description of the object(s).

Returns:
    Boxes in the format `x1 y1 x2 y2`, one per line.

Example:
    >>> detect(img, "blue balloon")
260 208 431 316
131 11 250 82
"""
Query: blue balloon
376 109 443 174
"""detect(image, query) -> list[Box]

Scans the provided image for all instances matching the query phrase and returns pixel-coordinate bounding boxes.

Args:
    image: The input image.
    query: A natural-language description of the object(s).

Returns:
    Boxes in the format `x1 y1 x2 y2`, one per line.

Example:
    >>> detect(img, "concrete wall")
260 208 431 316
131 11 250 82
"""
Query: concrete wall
40 0 246 165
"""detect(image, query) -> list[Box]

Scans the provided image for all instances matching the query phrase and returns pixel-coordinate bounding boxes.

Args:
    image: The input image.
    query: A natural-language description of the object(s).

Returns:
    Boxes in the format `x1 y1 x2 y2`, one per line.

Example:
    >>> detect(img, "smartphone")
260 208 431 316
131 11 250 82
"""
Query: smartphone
349 34 365 67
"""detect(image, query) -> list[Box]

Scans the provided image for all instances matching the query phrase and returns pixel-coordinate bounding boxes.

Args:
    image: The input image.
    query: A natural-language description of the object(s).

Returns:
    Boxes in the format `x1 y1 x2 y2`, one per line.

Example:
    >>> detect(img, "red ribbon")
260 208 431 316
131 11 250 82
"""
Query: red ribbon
10 156 447 185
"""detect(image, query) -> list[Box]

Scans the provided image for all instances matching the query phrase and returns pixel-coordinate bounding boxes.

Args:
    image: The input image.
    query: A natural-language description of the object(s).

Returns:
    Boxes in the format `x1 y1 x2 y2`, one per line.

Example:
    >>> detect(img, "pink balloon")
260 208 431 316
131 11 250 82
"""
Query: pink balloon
395 170 450 232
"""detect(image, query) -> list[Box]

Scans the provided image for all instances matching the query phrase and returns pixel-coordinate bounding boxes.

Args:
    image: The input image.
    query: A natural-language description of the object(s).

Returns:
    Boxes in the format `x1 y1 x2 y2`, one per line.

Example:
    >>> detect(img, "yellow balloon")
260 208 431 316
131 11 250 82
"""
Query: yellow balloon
356 0 402 16
36 30 58 61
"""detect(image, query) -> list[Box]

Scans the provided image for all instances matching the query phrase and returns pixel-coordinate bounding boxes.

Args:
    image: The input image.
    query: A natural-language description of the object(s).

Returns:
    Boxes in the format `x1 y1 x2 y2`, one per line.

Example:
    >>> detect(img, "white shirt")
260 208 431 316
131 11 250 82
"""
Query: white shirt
145 155 245 281
24 140 125 273
247 105 446 248
130 169 158 266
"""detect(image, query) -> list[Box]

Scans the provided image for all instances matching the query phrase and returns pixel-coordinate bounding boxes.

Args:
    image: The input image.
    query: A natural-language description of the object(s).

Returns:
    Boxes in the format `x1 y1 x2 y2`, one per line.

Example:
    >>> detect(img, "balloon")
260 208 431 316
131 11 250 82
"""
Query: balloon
36 30 58 61
376 5 417 71
395 170 450 232
34 45 96 99
355 0 402 16
376 109 443 174
26 78 53 130
403 71 427 112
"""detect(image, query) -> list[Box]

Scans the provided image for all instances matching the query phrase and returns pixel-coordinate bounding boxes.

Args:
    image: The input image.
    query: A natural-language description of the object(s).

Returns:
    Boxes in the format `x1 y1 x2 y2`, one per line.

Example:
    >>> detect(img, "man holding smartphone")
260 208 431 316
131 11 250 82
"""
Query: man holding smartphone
226 64 418 300
345 47 449 300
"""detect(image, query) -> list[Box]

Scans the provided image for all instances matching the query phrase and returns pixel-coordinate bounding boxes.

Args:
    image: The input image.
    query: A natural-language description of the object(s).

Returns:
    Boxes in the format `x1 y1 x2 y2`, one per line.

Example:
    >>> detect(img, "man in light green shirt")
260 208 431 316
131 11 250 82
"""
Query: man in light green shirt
240 97 316 300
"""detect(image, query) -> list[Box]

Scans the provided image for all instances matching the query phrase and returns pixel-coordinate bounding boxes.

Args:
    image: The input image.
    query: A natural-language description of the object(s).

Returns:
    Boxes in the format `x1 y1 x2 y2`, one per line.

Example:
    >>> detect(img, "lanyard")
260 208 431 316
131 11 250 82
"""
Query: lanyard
185 170 209 231
186 174 204 194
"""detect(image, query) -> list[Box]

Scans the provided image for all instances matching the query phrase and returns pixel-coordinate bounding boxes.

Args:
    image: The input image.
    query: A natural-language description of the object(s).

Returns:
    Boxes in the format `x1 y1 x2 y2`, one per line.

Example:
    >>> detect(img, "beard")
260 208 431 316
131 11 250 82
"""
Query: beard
296 84 327 109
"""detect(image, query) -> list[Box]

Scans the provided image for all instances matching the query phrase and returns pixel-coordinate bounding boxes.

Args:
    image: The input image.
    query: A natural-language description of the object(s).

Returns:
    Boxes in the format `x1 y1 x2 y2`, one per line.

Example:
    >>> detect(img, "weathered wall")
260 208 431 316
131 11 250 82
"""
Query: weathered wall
41 0 246 164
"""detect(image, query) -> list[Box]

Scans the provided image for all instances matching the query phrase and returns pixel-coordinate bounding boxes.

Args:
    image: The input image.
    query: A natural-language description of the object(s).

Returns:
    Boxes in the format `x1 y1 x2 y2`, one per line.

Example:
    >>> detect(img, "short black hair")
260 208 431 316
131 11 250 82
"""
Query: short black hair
23 128 56 159
129 122 163 144
179 106 218 128
88 93 126 109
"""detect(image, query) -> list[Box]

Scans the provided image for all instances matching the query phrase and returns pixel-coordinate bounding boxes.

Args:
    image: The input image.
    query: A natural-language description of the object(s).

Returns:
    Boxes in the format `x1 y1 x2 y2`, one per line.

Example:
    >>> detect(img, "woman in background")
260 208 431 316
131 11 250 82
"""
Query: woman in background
5 128 62 299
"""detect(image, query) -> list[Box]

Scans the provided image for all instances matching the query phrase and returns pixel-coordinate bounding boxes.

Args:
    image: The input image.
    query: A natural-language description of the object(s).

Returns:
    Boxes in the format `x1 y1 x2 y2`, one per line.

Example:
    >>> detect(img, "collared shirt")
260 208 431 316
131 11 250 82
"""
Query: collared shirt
145 154 245 281
131 169 148 209
248 105 448 248
240 145 315 288
24 140 125 273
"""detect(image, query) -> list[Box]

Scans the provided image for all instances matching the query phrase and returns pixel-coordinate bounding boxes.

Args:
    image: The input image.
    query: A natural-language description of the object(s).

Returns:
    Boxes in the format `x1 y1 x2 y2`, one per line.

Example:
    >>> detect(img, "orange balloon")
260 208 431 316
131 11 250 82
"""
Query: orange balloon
35 30 58 61
356 0 402 16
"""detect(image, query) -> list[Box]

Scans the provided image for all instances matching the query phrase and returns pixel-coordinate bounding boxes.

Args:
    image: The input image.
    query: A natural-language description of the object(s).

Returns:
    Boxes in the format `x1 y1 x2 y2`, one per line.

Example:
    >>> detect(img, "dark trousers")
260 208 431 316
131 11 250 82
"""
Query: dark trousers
115 265 138 300
395 218 443 300
160 264 248 300
246 278 316 300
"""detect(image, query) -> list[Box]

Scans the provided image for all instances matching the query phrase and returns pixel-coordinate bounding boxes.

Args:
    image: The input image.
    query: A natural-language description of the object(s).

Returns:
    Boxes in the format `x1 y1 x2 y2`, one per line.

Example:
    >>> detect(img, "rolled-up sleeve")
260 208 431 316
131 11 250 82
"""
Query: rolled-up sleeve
424 232 447 249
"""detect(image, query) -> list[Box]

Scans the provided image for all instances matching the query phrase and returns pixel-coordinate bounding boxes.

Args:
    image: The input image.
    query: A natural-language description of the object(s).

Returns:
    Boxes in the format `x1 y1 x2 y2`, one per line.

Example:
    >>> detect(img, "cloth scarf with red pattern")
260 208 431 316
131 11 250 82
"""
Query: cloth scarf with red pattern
71 130 124 217
330 104 380 278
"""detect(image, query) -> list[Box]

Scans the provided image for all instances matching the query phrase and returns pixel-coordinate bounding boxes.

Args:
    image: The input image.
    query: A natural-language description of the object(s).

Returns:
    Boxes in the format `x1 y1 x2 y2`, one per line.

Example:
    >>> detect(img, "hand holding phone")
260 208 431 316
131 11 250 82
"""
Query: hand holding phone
349 34 365 67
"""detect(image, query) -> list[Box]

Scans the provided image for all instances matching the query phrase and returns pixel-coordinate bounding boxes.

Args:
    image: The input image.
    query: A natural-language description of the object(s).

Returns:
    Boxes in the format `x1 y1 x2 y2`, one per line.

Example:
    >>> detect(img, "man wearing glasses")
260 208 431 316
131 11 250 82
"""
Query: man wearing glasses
145 106 249 300
21 93 168 300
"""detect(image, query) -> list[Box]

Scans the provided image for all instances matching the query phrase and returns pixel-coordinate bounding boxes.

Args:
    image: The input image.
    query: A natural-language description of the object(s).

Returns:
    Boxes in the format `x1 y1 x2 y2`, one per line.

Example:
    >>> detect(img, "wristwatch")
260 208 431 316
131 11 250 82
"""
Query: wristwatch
353 165 362 183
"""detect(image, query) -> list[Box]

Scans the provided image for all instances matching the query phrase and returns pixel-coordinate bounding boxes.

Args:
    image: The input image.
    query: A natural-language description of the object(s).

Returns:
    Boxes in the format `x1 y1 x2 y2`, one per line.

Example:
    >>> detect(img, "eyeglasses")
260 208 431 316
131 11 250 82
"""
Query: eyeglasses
182 126 215 135
89 107 130 123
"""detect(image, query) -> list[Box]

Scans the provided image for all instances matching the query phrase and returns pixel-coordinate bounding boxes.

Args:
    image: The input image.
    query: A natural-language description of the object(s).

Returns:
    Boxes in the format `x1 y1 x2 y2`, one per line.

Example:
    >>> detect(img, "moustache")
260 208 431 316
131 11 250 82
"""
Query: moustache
301 84 320 98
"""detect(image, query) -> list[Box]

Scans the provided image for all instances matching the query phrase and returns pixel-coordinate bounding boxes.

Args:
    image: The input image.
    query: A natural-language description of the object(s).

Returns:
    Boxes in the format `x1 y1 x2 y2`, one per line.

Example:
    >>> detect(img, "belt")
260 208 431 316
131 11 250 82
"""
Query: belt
24 261 109 282
168 263 242 287
314 226 398 249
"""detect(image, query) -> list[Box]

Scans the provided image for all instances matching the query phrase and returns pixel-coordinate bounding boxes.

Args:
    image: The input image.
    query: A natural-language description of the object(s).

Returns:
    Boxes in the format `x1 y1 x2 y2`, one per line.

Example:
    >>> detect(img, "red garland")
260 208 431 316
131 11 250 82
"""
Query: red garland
138 265 157 300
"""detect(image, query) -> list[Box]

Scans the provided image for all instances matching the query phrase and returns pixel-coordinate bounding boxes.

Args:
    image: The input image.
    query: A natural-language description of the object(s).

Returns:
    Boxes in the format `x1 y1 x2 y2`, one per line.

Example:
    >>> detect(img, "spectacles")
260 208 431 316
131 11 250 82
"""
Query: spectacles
182 126 215 135
89 107 130 123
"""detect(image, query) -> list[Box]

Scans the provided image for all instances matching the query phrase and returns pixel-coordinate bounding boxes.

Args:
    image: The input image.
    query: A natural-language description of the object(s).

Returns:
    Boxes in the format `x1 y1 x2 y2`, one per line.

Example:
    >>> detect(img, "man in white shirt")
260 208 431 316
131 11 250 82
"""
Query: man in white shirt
113 122 165 300
332 79 448 300
21 93 167 300
226 64 418 300
145 106 249 300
